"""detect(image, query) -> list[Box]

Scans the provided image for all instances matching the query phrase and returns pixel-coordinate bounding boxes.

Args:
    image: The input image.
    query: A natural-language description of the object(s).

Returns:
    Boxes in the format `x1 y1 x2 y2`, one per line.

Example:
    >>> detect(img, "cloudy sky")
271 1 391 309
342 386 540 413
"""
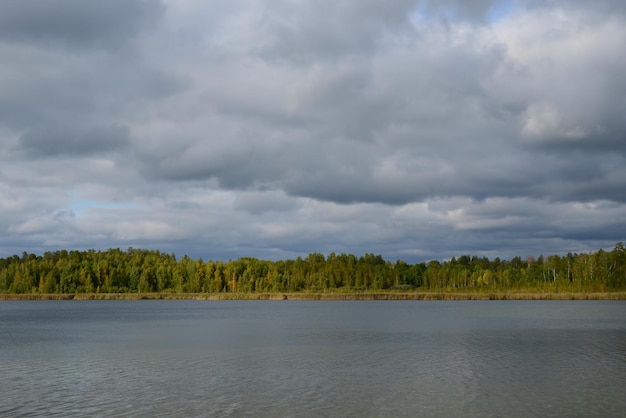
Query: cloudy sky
1 0 625 262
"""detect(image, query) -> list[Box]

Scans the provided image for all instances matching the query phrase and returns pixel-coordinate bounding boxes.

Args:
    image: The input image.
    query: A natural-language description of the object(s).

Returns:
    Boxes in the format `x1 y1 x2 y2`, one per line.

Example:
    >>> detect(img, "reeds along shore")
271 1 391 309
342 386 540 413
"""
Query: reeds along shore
1 292 625 301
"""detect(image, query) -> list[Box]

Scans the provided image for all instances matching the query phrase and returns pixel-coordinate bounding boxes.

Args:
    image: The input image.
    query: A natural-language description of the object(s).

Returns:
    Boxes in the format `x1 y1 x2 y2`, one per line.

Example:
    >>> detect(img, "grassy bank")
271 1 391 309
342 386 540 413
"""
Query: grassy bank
1 292 625 301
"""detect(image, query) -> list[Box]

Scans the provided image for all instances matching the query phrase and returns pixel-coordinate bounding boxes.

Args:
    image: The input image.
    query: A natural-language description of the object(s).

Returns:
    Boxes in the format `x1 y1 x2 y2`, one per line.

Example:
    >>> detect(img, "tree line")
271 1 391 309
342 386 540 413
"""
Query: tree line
1 244 625 294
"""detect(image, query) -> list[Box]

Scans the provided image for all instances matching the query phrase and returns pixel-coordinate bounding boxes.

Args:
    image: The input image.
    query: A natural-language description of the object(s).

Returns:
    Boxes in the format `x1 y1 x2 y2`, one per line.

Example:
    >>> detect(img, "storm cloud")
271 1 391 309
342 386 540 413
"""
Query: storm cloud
1 0 624 262
0 0 163 47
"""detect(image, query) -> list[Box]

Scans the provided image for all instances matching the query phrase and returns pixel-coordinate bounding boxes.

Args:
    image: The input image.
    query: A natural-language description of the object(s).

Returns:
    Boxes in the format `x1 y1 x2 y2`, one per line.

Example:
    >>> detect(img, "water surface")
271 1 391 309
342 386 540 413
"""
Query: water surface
1 300 625 417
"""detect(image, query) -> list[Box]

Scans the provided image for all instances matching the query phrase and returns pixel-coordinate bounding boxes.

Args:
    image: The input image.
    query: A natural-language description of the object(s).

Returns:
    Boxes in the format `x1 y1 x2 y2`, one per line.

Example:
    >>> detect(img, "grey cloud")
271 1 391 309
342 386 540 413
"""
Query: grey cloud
417 0 501 22
424 197 625 258
136 136 284 187
233 190 301 215
8 209 75 235
0 48 185 138
0 0 164 48
16 125 130 157
259 0 418 62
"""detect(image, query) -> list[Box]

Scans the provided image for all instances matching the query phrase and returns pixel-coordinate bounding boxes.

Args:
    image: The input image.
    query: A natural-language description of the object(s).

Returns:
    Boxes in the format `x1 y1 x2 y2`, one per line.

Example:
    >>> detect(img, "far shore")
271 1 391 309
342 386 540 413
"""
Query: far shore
1 292 625 301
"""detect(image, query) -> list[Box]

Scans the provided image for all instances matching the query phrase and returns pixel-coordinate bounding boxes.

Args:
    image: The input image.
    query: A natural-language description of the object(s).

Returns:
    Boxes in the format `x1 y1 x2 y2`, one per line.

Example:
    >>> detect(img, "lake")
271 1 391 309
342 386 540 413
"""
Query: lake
1 300 625 417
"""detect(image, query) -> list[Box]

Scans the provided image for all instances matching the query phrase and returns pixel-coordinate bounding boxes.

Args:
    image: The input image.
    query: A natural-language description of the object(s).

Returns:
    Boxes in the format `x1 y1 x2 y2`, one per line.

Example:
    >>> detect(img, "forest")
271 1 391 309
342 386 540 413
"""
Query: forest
1 244 625 295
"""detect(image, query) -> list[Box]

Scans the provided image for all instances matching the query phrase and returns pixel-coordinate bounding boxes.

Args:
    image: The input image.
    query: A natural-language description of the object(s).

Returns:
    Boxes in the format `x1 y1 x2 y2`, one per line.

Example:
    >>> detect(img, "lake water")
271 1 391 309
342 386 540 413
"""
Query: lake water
1 300 625 417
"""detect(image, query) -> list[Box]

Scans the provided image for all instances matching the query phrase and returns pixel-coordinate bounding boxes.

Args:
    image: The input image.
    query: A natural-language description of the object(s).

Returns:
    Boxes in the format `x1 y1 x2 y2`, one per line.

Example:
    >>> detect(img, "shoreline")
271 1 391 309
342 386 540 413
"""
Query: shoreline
1 292 625 301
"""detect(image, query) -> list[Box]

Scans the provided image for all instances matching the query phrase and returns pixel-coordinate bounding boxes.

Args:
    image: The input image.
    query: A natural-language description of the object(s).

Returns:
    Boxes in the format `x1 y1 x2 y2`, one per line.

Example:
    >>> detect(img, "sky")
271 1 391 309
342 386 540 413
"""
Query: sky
1 0 625 262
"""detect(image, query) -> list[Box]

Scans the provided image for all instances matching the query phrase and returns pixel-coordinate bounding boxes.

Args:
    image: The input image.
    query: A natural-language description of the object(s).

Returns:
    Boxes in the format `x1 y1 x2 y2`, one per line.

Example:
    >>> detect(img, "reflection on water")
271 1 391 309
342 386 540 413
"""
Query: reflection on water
1 300 625 417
